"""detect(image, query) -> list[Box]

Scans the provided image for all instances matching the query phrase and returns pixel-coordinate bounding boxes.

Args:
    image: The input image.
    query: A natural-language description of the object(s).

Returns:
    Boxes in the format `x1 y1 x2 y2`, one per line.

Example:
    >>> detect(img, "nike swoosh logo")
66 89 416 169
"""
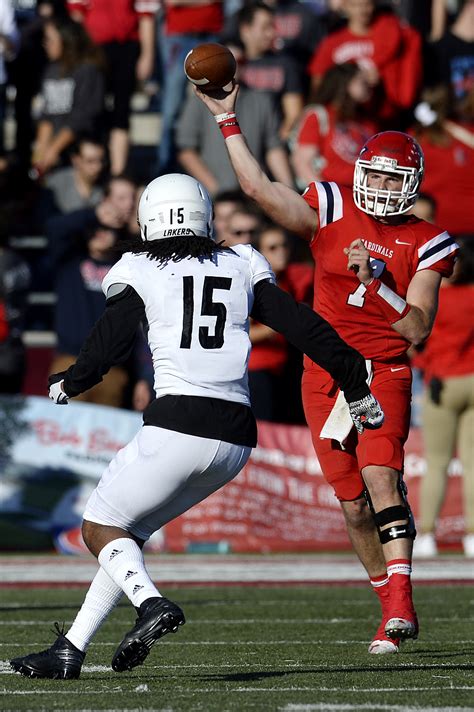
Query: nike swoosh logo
391 366 407 372
395 239 412 245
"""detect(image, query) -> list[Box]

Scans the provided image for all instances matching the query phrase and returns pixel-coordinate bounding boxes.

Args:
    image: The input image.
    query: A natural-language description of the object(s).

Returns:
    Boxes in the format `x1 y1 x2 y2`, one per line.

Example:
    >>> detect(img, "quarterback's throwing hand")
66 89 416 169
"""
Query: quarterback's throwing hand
348 394 384 434
48 377 69 405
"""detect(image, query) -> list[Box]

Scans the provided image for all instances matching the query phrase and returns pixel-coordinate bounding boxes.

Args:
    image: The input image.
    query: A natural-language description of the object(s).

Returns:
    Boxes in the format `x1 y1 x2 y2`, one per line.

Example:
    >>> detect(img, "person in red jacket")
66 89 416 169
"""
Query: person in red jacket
68 0 158 175
291 62 378 189
413 238 474 558
307 0 422 122
412 85 474 237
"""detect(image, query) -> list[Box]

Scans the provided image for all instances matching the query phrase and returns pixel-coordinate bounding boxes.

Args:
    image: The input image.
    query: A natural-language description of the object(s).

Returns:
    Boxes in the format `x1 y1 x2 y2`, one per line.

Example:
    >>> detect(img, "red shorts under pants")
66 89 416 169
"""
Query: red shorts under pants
302 362 412 501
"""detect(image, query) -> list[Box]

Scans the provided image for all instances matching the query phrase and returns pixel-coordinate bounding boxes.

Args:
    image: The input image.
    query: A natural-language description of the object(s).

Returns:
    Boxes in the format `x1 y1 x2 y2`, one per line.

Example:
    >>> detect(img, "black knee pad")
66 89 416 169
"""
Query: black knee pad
374 505 416 544
365 474 417 545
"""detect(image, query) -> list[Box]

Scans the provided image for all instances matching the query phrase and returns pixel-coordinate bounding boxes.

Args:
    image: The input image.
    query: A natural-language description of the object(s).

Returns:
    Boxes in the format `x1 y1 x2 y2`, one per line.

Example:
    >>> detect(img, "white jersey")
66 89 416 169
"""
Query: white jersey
102 244 275 405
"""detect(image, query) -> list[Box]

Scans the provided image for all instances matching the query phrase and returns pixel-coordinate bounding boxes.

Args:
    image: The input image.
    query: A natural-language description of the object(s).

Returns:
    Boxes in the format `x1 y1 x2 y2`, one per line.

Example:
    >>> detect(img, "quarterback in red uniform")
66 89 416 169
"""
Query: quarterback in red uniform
196 84 457 654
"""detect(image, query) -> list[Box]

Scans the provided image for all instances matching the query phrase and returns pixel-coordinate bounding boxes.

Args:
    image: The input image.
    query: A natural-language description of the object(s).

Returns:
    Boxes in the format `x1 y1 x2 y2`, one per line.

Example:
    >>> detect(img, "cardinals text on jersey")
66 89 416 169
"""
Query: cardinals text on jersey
302 181 457 362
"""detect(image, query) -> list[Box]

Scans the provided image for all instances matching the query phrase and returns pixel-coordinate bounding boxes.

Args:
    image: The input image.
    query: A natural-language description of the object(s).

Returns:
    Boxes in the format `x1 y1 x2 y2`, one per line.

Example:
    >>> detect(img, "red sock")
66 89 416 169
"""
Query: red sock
387 558 414 606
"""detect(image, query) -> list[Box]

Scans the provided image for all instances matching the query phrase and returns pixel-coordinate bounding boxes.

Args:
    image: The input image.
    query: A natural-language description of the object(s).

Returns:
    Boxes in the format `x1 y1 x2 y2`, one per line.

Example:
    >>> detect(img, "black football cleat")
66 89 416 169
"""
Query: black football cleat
10 623 85 679
112 596 185 672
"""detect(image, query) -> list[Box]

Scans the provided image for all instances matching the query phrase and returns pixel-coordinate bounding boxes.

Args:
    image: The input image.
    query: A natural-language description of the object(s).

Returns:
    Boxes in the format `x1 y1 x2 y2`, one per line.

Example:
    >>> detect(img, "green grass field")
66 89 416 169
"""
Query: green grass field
1 585 473 711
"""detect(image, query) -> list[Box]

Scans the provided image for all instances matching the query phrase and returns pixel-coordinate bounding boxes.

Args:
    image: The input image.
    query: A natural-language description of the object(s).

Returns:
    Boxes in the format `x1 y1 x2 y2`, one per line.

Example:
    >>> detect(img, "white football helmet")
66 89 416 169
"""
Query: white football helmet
138 174 213 241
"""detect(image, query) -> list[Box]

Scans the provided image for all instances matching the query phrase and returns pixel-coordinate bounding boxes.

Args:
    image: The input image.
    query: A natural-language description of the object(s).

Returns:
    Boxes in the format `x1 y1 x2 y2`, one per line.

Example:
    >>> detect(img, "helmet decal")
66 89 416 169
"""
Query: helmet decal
138 174 214 242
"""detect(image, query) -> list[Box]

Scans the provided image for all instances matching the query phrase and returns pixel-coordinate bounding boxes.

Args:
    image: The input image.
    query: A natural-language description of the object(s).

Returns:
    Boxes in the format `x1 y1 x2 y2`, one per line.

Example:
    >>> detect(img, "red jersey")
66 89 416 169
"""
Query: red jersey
294 104 377 187
307 13 402 78
307 14 421 117
302 182 457 363
416 283 474 381
416 127 474 236
67 0 158 44
164 1 222 35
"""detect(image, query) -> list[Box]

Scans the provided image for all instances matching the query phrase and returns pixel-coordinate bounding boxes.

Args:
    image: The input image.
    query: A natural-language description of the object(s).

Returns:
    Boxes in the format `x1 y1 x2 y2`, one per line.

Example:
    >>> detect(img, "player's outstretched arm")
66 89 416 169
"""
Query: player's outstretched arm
193 84 317 240
48 286 146 402
251 280 384 432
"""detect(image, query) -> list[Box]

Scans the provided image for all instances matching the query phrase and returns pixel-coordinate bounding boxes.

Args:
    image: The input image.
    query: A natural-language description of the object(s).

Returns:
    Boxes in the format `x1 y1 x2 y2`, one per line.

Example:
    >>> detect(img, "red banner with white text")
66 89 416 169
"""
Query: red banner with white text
165 422 464 552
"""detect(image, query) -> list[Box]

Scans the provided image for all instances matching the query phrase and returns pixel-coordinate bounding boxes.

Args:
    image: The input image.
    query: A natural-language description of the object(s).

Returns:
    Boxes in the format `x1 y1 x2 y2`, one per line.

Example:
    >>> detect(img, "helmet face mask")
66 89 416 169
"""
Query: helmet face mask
138 174 214 242
353 132 424 218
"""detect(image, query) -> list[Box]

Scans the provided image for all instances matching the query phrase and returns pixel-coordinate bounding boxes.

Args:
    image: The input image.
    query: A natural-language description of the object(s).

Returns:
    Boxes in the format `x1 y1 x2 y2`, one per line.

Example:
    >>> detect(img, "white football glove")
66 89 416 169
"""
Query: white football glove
49 379 69 405
348 394 384 434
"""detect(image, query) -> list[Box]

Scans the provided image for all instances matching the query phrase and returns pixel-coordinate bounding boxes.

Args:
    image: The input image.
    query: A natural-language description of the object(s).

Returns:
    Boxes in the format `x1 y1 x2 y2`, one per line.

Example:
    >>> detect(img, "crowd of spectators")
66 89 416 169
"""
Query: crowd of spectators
0 0 472 445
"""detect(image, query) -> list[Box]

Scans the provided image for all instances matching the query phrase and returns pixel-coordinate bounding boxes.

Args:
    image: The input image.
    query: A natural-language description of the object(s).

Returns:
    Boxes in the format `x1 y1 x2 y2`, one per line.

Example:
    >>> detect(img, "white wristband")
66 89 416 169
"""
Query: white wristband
215 112 236 124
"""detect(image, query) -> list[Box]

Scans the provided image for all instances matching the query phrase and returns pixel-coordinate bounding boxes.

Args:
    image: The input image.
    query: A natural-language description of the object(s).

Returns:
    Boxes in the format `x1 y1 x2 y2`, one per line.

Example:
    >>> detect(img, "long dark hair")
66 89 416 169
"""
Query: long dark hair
45 16 105 75
118 234 227 268
312 63 372 121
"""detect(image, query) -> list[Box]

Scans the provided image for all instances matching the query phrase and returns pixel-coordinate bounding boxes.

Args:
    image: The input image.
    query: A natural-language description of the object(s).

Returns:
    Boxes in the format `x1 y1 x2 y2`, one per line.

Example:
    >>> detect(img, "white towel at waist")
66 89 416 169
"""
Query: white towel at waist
319 360 373 446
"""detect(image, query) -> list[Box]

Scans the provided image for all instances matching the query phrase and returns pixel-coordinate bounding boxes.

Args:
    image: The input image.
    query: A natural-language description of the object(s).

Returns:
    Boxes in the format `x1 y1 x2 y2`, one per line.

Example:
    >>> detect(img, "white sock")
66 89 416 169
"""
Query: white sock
66 567 123 652
97 537 162 608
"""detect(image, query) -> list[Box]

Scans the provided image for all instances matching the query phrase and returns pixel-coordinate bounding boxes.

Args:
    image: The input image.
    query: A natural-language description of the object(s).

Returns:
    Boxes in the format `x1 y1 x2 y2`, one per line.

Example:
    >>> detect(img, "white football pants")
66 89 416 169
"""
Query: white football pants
83 425 251 540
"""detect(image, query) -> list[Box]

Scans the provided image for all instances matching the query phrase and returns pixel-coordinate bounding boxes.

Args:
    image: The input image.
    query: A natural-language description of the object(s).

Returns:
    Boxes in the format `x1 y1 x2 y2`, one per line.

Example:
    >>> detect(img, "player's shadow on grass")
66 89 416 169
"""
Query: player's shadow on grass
200 661 474 683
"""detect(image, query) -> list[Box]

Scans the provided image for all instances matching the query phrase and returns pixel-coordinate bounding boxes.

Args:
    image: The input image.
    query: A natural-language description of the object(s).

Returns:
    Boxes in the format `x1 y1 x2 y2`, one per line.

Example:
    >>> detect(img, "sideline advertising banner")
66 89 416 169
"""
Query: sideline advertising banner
0 396 464 553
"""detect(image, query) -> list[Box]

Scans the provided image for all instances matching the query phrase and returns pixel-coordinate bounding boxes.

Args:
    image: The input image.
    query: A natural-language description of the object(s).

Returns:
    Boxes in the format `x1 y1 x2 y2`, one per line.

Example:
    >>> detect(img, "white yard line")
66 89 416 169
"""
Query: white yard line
0 617 471 625
281 706 474 712
2 658 473 668
2 686 474 695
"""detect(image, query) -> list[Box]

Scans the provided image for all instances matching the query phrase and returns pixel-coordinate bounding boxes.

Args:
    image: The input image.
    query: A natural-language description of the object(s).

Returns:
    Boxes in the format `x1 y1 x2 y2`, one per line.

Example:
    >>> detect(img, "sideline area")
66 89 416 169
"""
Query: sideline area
1 553 472 587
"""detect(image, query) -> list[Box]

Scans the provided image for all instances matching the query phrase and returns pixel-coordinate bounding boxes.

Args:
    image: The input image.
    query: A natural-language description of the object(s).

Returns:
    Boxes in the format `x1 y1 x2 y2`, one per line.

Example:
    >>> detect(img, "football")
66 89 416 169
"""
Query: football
184 43 236 94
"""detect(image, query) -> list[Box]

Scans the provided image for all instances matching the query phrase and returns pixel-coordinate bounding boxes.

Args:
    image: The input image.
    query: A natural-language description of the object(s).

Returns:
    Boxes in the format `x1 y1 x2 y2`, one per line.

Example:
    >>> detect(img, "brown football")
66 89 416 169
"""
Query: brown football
184 43 236 93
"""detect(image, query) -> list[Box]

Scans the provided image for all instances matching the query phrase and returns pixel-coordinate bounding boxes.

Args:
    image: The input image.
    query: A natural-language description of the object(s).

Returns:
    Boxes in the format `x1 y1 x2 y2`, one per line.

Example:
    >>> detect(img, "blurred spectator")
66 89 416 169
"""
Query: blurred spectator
226 207 264 247
213 189 247 242
248 223 313 420
157 0 222 174
307 0 422 122
0 0 19 155
413 238 474 558
46 174 136 272
429 0 474 101
410 192 436 224
8 1 69 170
49 224 131 406
0 225 31 394
412 85 474 236
236 2 305 139
67 0 158 176
222 0 326 81
32 15 105 177
177 44 293 194
48 207 152 410
291 62 378 189
36 134 105 225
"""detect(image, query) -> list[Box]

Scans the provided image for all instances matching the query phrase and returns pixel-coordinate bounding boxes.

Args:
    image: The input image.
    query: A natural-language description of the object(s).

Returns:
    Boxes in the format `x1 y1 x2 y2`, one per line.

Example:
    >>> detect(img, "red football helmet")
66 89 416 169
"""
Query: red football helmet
353 131 424 217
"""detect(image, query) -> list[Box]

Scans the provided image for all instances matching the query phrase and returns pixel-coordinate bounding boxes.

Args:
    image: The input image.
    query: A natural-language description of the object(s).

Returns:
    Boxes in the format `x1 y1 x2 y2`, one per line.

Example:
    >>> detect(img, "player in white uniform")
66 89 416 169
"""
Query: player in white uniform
11 174 383 679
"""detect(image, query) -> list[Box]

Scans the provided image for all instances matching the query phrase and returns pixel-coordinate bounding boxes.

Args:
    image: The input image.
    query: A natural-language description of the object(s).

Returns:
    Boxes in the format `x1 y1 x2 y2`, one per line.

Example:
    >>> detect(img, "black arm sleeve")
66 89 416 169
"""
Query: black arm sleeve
252 280 370 402
61 286 146 397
